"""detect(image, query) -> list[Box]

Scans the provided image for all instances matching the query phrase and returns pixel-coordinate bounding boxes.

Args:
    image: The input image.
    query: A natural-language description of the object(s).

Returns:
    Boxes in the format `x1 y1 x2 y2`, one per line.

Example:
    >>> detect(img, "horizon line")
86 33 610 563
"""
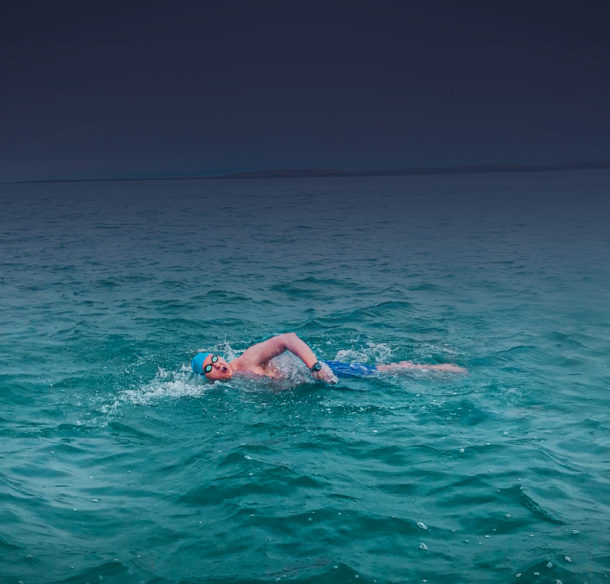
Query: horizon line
7 160 610 185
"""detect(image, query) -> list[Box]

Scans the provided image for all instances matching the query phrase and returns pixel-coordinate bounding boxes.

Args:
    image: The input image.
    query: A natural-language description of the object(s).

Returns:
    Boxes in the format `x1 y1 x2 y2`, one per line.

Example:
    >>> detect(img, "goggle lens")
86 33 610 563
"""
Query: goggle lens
203 355 219 374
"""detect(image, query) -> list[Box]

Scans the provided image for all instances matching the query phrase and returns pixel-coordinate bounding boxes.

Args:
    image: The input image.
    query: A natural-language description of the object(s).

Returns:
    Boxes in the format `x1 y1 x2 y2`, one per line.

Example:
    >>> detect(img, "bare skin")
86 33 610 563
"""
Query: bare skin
376 361 467 374
198 333 466 383
202 332 336 383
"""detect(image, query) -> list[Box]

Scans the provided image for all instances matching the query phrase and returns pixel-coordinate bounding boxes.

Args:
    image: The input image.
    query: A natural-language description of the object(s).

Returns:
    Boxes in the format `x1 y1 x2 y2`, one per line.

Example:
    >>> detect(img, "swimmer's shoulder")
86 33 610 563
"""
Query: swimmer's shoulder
230 353 263 375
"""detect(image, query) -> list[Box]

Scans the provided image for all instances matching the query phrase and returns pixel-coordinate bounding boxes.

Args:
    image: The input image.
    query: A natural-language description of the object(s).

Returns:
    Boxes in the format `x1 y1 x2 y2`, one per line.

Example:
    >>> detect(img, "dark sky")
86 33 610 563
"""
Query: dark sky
2 0 610 181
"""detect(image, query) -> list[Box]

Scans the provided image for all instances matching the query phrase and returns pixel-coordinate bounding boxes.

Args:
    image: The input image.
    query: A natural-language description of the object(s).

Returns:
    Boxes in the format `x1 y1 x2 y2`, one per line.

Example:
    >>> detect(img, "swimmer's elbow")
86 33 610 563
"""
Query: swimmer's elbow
279 332 301 351
268 332 297 351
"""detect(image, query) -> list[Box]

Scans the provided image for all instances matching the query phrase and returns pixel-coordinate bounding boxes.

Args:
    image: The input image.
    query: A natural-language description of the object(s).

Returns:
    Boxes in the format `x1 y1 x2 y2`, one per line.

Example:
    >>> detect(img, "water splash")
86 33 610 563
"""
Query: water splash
102 366 214 411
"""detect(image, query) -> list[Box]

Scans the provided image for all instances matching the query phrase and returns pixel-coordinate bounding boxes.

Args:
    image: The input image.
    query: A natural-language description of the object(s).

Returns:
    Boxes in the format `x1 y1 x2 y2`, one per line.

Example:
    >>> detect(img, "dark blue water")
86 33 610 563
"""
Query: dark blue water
1 171 609 583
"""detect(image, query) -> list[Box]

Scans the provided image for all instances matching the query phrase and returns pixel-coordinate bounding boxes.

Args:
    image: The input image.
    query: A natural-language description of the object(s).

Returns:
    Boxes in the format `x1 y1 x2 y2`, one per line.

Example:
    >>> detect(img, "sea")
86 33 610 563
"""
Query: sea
0 170 609 584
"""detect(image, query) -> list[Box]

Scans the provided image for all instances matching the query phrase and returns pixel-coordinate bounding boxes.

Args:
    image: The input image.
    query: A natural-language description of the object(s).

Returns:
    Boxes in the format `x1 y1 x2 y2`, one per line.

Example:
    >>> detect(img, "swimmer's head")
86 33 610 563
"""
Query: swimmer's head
191 352 234 381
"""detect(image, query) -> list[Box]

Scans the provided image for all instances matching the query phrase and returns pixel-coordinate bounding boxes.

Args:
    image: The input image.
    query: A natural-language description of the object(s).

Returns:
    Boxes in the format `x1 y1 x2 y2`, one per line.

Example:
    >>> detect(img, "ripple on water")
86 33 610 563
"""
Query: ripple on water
2 175 610 584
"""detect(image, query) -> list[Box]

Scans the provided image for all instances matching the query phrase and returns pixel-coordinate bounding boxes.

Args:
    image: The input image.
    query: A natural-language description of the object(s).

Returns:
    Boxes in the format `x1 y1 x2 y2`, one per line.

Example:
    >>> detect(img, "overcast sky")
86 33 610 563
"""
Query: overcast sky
2 0 609 181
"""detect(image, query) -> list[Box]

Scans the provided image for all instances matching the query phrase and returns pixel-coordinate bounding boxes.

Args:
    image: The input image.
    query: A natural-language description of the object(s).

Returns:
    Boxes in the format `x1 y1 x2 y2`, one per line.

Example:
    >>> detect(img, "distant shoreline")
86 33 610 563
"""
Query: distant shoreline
11 160 610 184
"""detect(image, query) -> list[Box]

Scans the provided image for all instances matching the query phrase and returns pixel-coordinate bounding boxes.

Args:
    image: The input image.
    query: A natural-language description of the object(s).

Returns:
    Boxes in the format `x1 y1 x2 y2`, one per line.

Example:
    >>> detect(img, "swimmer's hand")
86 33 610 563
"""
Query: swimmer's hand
312 363 338 384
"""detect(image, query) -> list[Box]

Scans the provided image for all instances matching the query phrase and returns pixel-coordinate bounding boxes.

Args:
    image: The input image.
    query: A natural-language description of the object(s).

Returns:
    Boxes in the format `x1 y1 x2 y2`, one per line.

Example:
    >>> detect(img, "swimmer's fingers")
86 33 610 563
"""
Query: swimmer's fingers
313 364 338 384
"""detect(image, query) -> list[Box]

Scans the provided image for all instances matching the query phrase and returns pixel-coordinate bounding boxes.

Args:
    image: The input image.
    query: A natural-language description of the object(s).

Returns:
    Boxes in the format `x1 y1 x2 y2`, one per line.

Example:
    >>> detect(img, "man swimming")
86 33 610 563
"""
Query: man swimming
191 332 466 383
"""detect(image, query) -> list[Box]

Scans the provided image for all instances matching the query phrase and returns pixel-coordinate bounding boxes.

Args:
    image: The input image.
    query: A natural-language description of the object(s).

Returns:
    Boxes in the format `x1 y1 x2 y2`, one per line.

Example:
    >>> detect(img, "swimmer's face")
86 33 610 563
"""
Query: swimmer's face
203 354 234 381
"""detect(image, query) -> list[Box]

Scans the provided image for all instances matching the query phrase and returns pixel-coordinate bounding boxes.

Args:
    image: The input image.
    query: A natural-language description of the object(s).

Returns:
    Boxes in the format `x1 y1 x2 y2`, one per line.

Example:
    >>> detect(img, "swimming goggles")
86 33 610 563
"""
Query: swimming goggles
203 355 219 374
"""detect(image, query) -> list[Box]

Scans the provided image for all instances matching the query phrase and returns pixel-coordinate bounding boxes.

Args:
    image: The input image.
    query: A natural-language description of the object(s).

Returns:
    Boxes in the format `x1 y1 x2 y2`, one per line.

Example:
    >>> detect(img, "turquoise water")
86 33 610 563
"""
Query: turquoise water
1 171 609 584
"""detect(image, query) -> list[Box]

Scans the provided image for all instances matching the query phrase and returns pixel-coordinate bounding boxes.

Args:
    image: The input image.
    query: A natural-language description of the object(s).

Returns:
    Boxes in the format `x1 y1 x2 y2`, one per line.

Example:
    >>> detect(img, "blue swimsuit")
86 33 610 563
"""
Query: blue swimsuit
324 361 378 378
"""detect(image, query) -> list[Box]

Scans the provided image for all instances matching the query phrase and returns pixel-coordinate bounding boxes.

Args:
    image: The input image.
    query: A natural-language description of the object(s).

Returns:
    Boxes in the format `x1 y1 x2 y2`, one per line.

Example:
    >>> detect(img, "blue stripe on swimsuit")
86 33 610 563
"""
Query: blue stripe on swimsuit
324 360 378 378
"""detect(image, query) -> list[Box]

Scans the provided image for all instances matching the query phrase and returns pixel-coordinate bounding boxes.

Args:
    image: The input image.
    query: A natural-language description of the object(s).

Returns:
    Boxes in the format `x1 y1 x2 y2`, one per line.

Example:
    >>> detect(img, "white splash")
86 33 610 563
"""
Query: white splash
335 341 393 364
102 366 216 412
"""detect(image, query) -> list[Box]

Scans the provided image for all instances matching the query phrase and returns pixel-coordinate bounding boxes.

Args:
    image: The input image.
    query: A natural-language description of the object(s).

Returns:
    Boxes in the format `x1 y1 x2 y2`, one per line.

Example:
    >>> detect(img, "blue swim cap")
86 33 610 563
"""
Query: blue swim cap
191 352 211 375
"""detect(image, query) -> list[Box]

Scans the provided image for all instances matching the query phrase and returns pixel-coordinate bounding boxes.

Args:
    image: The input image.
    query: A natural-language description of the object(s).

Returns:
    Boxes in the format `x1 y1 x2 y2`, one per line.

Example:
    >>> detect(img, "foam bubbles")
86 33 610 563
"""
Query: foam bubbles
335 341 393 364
335 348 371 363
102 366 213 410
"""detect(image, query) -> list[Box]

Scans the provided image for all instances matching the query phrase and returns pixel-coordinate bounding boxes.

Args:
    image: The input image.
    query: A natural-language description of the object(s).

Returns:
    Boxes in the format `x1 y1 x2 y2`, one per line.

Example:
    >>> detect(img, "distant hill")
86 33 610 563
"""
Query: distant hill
14 161 610 184
219 161 610 179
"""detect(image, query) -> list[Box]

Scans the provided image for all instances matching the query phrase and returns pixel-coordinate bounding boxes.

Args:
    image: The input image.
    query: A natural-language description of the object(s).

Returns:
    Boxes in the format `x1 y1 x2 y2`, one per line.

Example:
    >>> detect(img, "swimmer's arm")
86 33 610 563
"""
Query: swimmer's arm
242 333 318 368
240 333 337 382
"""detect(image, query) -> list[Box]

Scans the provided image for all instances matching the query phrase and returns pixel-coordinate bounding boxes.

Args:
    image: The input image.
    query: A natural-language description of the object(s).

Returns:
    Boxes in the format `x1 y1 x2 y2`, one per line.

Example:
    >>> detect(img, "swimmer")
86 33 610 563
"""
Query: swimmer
191 333 467 383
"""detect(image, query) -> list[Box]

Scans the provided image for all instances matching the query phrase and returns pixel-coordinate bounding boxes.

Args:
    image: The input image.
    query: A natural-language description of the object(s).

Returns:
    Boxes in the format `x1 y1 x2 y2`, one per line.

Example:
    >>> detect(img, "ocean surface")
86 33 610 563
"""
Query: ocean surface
1 171 609 584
